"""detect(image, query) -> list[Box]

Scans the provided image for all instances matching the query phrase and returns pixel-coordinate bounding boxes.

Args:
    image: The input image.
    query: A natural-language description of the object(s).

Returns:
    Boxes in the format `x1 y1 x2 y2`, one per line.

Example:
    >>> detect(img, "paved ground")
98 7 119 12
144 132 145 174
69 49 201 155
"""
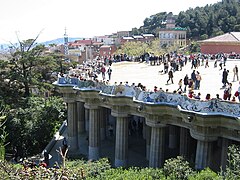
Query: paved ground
109 59 240 101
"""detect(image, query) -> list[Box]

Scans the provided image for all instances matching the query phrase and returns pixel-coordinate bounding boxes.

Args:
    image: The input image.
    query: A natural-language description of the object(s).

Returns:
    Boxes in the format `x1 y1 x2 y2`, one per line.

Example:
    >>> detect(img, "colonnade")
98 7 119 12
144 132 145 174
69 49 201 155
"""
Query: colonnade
64 99 231 170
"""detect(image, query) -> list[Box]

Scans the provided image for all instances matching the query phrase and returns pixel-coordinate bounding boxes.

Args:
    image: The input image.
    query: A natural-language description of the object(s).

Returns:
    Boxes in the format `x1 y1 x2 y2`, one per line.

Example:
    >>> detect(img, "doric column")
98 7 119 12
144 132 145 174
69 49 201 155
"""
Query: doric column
87 105 100 160
142 117 146 139
149 126 165 168
99 107 106 141
145 125 151 160
168 125 178 149
221 138 230 170
179 127 190 159
85 109 89 132
77 101 85 134
67 102 78 152
195 140 213 170
114 116 129 167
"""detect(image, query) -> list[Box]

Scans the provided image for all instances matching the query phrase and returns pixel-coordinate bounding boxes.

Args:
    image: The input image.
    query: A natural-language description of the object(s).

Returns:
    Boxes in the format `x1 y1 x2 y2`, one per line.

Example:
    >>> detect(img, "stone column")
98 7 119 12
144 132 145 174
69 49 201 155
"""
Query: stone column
88 107 100 160
145 125 151 160
221 138 230 170
169 125 177 149
179 127 190 159
142 117 146 139
76 101 85 151
85 109 89 132
67 102 78 152
149 126 165 168
99 107 106 141
77 101 85 134
115 116 129 167
195 140 213 170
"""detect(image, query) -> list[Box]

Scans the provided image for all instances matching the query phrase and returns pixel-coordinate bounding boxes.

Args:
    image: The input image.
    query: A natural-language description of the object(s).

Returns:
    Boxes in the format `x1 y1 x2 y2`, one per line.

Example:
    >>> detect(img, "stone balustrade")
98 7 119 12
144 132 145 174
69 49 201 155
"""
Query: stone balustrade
54 77 240 119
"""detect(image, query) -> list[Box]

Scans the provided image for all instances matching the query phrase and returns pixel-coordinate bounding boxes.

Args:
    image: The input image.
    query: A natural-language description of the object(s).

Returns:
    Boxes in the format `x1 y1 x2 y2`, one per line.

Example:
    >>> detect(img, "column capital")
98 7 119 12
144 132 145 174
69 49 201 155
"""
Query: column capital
111 105 129 117
190 127 218 142
84 98 100 110
145 114 166 128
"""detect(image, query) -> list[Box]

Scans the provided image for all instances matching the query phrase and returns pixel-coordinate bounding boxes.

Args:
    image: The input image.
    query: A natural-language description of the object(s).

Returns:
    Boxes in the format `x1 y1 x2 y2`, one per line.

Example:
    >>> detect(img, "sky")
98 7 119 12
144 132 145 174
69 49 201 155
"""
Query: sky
0 0 221 44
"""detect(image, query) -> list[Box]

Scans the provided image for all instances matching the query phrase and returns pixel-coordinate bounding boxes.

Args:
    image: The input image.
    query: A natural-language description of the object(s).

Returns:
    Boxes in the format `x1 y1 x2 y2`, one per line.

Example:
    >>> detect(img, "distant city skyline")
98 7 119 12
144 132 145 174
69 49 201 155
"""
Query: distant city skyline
0 0 220 44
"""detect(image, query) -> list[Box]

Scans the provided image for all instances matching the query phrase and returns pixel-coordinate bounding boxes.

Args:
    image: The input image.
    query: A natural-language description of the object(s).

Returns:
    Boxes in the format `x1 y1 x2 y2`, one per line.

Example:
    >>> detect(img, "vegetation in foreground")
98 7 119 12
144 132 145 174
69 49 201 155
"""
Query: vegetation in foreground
0 145 239 179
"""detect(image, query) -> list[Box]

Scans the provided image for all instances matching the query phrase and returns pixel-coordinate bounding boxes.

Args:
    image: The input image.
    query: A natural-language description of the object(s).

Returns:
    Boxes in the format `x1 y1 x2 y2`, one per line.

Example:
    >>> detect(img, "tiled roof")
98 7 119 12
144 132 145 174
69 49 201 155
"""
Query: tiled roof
203 32 240 42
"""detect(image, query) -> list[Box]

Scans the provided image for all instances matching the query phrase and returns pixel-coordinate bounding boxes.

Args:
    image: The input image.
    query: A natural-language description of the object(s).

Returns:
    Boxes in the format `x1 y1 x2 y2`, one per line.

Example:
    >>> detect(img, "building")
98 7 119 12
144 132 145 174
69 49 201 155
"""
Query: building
99 45 117 58
52 77 240 170
200 32 240 54
159 14 187 48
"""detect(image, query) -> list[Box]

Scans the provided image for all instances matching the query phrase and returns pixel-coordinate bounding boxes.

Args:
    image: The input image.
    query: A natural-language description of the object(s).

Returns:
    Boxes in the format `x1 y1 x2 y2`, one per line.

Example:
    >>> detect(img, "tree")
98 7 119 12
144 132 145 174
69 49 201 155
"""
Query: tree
5 96 66 157
0 101 8 160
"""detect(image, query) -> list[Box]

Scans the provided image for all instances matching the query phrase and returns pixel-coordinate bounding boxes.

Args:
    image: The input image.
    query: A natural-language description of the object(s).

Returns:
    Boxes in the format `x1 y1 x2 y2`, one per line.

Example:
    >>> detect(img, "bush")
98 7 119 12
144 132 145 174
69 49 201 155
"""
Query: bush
163 156 193 180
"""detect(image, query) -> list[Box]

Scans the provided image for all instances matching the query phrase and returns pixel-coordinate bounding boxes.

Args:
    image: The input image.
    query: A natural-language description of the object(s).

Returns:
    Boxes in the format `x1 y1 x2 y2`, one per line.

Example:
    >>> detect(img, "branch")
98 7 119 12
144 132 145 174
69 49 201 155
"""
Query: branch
26 29 44 52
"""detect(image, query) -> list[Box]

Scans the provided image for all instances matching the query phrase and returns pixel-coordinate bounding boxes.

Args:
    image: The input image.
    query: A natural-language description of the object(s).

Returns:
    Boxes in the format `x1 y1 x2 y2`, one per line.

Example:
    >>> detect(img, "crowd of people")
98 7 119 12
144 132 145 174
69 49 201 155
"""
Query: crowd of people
61 52 240 103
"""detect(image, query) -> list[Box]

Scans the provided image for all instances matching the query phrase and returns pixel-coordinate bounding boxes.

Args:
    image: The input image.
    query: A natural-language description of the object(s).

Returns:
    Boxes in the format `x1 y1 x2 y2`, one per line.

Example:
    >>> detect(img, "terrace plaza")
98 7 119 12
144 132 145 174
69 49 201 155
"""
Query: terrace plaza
50 59 240 171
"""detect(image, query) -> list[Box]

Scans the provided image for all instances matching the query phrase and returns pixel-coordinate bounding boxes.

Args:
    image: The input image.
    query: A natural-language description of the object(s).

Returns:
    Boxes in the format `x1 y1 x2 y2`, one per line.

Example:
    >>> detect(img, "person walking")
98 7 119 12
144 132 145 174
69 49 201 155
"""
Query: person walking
183 74 189 93
222 68 228 88
195 71 202 90
167 69 174 84
233 65 239 82
177 79 183 92
107 67 112 80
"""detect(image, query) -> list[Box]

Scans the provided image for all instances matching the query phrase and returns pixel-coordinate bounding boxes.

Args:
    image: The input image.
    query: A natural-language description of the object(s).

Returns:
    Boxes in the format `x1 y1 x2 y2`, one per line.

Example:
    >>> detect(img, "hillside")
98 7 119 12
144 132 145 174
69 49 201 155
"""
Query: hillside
136 0 240 40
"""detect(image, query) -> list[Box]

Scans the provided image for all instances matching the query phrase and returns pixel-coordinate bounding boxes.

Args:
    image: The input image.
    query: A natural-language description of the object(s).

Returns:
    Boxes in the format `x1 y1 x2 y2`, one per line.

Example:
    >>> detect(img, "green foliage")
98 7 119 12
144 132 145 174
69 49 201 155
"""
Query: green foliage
163 156 193 180
116 39 164 57
135 0 240 40
5 96 66 157
0 101 8 161
222 144 240 179
188 168 220 180
95 167 165 180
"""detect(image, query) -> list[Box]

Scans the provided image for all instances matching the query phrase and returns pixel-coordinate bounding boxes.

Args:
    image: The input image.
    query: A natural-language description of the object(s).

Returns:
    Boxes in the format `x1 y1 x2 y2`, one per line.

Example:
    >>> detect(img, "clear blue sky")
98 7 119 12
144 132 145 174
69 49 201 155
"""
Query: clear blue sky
0 0 220 43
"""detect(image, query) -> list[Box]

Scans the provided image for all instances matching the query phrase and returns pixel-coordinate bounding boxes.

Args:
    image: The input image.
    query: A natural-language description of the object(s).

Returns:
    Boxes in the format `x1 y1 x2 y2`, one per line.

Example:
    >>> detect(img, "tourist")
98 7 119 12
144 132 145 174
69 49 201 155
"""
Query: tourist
222 68 228 88
205 93 211 101
195 71 202 90
233 65 239 82
177 79 183 92
191 70 196 86
167 69 174 84
107 67 112 80
194 92 201 100
188 90 194 98
216 94 222 100
183 74 189 92
237 81 240 102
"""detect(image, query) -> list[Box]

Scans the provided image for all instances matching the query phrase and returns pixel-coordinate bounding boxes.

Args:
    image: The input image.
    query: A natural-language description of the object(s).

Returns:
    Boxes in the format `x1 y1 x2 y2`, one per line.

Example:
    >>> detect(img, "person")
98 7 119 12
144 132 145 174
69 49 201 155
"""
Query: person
216 94 222 100
205 93 211 101
167 69 174 84
108 124 113 137
188 90 194 98
195 71 202 90
233 65 239 82
107 67 112 80
191 70 196 86
101 65 106 80
62 137 68 156
227 83 233 100
222 68 228 88
43 150 49 167
238 81 240 102
183 74 189 92
177 79 183 92
194 92 201 100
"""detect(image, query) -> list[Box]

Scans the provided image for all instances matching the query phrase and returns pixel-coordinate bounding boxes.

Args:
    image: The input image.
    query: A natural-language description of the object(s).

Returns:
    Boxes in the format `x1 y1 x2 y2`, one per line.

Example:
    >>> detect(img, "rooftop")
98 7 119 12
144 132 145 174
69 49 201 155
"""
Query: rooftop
202 32 240 42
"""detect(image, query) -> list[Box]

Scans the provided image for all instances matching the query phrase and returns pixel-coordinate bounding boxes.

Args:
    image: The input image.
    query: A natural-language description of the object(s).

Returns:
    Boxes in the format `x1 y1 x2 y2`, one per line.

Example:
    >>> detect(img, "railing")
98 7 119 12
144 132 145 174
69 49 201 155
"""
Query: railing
54 78 240 118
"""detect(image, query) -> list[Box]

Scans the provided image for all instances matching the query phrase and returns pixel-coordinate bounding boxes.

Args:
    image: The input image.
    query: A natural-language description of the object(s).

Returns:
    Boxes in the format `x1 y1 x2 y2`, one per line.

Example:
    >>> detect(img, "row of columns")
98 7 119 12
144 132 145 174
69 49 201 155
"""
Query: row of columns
66 100 231 170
